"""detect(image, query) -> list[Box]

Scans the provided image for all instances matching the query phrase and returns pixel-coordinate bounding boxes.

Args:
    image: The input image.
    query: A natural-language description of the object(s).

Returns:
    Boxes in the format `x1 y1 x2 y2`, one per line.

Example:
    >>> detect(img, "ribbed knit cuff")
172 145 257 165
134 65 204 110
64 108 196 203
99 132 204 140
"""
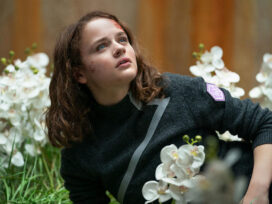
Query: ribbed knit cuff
253 133 272 149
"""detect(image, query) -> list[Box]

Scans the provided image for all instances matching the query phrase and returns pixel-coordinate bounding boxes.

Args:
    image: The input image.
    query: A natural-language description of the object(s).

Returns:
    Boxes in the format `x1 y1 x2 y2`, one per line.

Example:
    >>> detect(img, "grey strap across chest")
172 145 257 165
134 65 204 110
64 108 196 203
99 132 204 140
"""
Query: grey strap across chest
117 97 170 203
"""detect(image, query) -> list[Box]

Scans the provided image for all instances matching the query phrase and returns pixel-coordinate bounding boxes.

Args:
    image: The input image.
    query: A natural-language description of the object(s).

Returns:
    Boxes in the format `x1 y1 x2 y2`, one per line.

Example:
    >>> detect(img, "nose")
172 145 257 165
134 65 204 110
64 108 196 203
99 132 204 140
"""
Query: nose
113 43 126 58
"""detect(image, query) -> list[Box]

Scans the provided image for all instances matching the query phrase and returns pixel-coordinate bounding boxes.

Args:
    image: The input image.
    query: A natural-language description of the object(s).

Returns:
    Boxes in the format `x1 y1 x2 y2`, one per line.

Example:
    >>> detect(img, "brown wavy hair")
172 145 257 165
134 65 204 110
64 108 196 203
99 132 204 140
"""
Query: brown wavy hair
46 11 165 148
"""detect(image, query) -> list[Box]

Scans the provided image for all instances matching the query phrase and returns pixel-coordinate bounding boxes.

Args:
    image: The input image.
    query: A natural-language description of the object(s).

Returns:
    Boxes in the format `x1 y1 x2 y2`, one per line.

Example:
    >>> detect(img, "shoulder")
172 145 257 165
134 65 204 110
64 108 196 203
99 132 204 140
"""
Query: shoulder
162 72 206 96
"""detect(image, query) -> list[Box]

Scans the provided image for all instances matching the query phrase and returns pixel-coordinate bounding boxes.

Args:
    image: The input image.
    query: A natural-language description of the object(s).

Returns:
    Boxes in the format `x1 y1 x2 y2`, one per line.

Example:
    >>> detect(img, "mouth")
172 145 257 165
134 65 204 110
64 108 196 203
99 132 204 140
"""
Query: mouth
116 58 132 68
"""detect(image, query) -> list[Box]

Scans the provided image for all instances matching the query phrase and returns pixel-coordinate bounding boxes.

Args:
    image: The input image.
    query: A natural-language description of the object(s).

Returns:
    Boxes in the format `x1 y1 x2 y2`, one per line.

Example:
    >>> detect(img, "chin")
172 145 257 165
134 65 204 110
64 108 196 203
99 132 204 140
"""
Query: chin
120 69 137 85
129 67 138 80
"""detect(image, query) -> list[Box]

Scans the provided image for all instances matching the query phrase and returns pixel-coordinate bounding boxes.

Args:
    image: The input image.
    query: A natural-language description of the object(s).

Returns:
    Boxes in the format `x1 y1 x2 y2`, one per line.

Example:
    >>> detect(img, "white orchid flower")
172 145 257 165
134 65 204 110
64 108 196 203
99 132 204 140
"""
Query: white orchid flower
256 72 267 83
222 85 244 99
249 53 272 111
25 144 38 157
190 45 244 142
189 65 204 77
0 133 7 145
142 180 172 204
189 63 211 77
156 162 189 186
168 175 204 204
0 52 50 166
190 45 244 101
8 108 21 127
157 144 185 181
160 144 179 164
211 46 223 59
201 46 224 69
3 140 13 154
155 144 205 185
11 151 24 167
249 86 263 98
159 144 205 186
0 101 10 112
263 53 272 69
26 53 49 72
263 87 272 101
6 64 16 72
213 69 241 92
177 144 205 170
212 58 224 69
216 131 241 142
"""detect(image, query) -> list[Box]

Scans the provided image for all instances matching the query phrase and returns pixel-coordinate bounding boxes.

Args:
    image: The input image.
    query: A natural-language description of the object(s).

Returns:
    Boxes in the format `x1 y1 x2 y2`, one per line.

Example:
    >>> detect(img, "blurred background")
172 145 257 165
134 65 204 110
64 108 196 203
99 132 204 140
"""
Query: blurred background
1 0 272 96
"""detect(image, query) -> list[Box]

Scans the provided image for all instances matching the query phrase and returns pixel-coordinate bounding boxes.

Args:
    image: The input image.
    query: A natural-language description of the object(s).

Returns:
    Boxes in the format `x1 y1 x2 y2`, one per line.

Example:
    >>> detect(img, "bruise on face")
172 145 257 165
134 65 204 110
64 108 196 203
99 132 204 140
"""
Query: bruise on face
110 19 123 31
86 61 96 73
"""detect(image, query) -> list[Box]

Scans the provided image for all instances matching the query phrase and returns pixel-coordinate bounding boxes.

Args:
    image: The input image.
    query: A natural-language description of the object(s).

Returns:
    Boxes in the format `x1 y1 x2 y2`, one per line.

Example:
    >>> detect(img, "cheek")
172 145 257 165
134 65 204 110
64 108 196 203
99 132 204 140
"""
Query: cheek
128 48 137 62
92 55 114 70
84 61 96 73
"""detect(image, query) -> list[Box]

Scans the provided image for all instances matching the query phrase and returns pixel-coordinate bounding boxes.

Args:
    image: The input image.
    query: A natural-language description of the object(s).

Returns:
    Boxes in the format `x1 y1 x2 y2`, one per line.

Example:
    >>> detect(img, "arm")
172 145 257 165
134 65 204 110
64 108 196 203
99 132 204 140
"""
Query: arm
60 150 109 204
177 76 272 201
242 144 272 204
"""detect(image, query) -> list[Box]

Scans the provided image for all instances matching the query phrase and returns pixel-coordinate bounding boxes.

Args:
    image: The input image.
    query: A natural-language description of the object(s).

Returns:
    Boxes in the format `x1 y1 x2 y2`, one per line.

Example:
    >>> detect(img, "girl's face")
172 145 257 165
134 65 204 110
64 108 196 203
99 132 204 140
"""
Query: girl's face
77 18 138 96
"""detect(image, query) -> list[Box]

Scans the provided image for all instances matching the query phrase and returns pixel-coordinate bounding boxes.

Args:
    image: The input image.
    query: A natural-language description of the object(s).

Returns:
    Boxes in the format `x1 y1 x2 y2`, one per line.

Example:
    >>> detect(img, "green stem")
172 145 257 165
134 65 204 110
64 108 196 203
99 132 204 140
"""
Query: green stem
41 151 54 189
171 199 176 204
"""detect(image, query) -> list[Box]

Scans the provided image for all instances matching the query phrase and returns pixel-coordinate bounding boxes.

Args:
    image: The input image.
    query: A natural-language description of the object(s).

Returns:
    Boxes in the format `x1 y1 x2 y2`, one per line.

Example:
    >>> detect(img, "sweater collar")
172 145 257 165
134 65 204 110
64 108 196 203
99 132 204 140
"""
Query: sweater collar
91 92 142 119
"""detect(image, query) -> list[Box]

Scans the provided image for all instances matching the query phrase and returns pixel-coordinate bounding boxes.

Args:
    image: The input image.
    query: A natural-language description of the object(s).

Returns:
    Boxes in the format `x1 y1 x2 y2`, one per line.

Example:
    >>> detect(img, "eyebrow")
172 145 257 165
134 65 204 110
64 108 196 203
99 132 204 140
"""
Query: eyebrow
92 31 126 48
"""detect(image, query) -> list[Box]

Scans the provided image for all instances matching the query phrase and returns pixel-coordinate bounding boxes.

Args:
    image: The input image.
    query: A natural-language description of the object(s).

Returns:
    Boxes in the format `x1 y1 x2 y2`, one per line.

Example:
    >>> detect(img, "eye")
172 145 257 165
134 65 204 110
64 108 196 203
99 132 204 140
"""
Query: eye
119 36 128 43
96 43 107 51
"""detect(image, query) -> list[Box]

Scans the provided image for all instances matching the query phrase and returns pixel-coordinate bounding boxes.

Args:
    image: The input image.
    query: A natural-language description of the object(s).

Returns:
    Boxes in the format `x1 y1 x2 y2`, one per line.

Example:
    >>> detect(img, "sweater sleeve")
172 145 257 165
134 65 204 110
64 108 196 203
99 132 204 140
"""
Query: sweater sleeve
173 75 272 148
60 149 109 204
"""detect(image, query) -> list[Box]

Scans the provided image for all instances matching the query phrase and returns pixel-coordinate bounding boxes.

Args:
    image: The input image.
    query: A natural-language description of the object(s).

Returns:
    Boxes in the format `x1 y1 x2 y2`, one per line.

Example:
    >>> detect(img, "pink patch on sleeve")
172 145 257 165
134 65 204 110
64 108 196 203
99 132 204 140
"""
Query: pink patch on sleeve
206 83 225 101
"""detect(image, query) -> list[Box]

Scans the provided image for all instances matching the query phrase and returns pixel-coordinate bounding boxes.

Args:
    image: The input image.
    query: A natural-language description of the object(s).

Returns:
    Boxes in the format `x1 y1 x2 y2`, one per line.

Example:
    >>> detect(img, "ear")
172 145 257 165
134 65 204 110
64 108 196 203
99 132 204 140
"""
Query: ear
74 68 87 84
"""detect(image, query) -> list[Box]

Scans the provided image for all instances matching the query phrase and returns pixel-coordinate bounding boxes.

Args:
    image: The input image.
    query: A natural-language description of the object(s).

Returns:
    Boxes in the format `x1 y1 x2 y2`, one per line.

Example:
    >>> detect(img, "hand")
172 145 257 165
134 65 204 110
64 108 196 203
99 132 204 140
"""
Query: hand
240 144 272 204
240 183 269 204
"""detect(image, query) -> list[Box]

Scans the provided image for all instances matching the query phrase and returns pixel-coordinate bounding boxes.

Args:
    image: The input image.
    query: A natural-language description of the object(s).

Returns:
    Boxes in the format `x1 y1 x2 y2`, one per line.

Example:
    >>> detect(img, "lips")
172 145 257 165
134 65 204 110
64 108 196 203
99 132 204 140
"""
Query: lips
116 57 131 68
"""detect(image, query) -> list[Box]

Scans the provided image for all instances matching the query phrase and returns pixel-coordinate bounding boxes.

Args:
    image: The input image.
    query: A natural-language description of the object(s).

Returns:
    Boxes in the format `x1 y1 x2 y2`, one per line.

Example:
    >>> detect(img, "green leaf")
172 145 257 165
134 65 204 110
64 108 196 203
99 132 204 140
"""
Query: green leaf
106 191 120 204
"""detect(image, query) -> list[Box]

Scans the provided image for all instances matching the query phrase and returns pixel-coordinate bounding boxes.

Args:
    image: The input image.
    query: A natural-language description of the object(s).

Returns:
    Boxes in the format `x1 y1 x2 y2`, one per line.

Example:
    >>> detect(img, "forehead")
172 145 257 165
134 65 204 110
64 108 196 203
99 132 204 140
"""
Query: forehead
82 18 124 42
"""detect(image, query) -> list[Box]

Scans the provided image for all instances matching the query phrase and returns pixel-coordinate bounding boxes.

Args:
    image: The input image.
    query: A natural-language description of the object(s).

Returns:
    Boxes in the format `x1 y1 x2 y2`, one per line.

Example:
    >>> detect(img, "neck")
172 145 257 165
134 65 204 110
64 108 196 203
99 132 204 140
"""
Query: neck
91 86 129 106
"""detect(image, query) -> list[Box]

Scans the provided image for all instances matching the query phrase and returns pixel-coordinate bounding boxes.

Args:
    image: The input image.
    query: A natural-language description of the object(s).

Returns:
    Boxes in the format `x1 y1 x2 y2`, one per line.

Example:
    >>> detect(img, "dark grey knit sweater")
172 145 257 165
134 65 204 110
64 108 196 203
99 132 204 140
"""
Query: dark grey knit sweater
60 73 272 204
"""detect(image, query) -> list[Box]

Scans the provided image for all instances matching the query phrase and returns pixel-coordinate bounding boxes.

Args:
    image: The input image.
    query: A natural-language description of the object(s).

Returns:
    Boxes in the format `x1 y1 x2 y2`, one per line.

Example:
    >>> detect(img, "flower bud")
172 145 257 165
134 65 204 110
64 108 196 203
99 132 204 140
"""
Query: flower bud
192 52 198 59
33 69 39 74
183 135 190 143
1 58 7 65
195 135 202 142
9 50 15 57
32 43 37 50
25 48 31 55
199 43 204 51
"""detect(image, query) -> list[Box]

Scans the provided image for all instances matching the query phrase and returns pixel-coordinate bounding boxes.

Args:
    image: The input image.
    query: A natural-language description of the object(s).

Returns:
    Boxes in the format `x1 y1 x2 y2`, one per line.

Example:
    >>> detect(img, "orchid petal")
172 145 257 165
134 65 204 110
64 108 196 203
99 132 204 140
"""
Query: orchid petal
231 87 245 98
256 72 267 83
211 46 223 59
212 58 224 69
263 53 272 69
201 52 213 63
249 87 263 98
189 65 205 77
142 181 159 201
0 134 7 145
11 151 24 167
263 88 272 101
155 163 165 180
161 144 178 164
